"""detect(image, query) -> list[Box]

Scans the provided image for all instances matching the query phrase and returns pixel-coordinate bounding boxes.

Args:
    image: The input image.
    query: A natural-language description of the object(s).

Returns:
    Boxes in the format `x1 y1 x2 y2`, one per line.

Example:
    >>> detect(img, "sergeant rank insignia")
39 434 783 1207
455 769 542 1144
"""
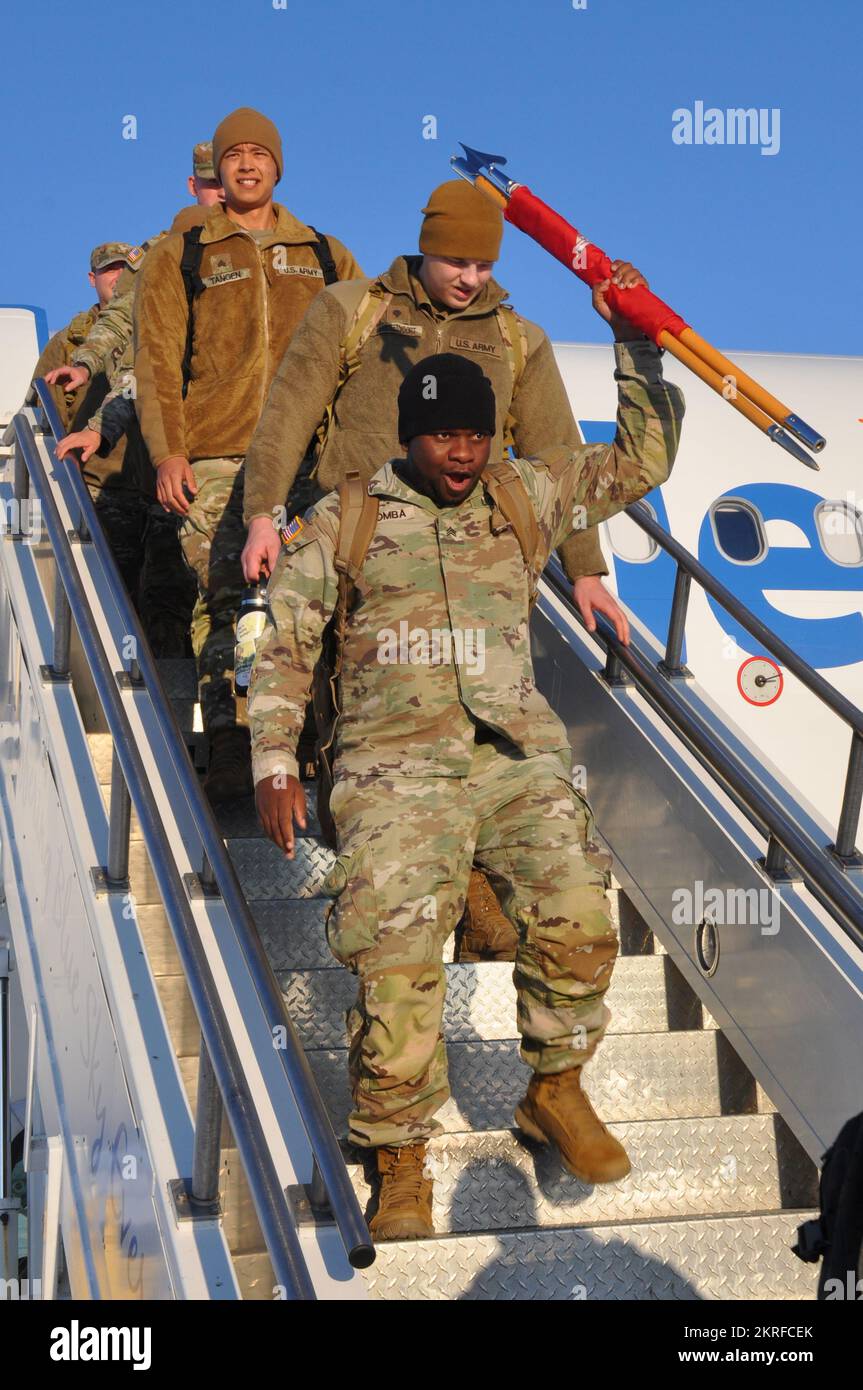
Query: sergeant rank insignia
279 515 306 546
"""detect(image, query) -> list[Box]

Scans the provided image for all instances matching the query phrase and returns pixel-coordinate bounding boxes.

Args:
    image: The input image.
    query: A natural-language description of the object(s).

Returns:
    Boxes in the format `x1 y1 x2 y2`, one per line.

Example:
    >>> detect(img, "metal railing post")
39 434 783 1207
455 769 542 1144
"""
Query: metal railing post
12 443 29 505
660 564 691 678
309 1157 330 1215
51 570 71 680
105 749 132 887
191 1042 223 1212
763 835 790 881
834 732 863 864
200 851 217 896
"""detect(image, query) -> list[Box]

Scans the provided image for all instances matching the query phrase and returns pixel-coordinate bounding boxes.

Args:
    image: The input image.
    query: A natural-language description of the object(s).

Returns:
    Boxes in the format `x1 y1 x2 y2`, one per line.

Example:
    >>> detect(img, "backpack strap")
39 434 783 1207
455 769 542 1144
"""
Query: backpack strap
307 227 340 286
327 472 379 695
495 304 529 452
311 282 392 476
483 459 544 604
179 226 205 399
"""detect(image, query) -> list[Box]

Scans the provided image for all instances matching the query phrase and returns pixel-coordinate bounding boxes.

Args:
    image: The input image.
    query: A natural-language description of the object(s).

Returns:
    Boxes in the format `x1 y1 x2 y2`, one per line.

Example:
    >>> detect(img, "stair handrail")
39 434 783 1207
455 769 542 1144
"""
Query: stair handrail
9 383 373 1285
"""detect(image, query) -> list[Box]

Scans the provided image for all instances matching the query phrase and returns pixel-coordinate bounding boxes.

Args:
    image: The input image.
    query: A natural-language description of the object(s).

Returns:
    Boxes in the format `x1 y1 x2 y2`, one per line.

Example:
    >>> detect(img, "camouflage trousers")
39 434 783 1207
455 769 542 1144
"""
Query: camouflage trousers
91 486 196 659
323 735 617 1148
177 457 247 732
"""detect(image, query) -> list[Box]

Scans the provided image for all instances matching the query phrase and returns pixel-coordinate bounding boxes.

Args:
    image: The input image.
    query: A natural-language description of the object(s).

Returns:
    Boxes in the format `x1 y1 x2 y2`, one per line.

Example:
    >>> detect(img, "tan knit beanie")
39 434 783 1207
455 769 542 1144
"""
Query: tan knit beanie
419 180 503 261
212 107 283 182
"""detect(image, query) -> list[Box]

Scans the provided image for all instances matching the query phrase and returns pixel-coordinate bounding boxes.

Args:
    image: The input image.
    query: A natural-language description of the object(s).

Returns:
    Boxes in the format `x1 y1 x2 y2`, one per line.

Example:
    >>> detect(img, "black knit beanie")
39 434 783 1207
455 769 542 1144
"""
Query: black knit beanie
398 353 496 442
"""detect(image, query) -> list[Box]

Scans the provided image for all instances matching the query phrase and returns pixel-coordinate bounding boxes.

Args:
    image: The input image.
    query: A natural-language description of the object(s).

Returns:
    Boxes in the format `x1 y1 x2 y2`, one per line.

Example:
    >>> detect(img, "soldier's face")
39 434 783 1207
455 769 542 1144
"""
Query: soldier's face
420 256 494 309
403 430 492 506
219 144 278 210
187 174 226 206
88 264 125 307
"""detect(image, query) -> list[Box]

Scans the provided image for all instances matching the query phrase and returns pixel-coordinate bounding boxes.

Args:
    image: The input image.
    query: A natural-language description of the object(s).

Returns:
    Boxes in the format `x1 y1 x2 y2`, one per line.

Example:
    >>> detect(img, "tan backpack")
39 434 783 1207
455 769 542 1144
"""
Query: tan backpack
312 463 544 848
311 281 529 478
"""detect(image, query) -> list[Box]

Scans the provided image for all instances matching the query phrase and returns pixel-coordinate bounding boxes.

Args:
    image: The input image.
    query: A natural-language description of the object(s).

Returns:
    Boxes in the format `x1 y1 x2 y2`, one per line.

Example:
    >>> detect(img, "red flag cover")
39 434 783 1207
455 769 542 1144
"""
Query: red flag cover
505 185 688 345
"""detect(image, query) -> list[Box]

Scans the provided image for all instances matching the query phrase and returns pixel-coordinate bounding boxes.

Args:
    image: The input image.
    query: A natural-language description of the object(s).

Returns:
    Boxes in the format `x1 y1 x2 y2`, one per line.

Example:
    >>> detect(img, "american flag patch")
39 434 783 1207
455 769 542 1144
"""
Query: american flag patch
127 245 145 265
279 515 305 546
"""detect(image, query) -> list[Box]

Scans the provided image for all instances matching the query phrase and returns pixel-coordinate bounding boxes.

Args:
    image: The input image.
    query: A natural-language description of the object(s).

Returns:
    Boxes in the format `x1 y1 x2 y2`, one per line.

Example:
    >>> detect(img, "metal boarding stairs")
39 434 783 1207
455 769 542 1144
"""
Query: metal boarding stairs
1 382 861 1299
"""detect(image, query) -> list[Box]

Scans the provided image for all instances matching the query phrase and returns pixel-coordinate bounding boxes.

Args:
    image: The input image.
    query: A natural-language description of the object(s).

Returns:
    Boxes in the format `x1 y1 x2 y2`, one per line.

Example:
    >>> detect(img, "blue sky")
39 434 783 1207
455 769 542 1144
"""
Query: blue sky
3 0 860 353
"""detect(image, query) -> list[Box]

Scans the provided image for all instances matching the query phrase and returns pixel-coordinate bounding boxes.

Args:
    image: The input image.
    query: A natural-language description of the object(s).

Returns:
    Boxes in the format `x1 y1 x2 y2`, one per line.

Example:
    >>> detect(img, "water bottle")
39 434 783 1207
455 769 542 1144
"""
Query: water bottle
234 581 268 696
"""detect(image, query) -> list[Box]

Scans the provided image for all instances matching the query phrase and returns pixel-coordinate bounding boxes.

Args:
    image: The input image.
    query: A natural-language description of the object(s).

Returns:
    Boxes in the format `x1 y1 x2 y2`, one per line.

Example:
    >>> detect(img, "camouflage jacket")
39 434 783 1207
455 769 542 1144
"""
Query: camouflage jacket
71 265 138 381
249 340 685 785
87 357 136 446
33 305 148 494
244 253 608 580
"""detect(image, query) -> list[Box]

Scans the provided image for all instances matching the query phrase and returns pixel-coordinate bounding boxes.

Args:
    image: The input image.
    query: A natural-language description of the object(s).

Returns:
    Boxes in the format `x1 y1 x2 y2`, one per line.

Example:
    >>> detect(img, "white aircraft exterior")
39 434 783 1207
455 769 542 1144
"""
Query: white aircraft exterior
556 342 863 838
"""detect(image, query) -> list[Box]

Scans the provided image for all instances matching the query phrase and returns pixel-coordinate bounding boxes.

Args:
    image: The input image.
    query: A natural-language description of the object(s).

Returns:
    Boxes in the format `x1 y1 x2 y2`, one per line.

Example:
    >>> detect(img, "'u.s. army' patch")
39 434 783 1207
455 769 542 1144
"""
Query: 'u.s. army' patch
279 515 305 546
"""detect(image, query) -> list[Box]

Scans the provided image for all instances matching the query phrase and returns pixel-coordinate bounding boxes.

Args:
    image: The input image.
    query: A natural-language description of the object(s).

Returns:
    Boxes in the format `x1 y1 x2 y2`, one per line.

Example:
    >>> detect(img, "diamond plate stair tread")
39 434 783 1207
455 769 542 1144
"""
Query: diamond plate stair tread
307 1031 764 1136
101 784 322 844
279 956 715 1050
364 1211 817 1300
341 1115 816 1232
226 836 336 899
213 784 320 839
155 657 199 700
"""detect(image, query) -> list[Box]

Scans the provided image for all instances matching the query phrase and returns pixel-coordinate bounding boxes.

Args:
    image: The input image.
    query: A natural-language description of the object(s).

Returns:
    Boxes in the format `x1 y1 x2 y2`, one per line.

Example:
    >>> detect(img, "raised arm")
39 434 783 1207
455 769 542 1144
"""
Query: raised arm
511 324 608 581
549 339 685 548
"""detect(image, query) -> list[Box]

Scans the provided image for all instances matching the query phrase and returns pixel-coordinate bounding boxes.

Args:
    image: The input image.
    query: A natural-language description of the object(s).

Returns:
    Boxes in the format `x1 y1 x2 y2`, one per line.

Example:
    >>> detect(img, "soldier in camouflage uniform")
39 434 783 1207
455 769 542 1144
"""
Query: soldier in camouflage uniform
243 179 634 961
250 277 685 1239
32 243 180 631
131 108 363 802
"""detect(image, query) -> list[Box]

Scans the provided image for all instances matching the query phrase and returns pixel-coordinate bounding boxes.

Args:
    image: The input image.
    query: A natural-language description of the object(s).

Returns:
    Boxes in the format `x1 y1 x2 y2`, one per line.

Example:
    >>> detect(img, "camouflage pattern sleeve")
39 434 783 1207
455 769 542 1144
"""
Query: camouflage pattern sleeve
247 496 341 785
87 371 137 448
71 286 135 381
521 340 685 549
511 324 609 580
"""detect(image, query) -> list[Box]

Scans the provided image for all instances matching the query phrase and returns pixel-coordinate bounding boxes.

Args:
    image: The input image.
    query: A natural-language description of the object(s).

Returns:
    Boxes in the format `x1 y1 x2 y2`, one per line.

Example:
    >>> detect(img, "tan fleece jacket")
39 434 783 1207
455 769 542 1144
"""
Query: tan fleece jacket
243 255 608 578
132 203 363 466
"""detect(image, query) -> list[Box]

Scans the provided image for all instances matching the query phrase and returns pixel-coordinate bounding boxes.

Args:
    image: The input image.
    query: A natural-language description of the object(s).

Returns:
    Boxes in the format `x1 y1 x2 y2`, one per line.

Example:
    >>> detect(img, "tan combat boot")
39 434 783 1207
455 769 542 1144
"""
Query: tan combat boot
203 726 253 805
515 1067 631 1184
455 868 519 962
369 1143 434 1241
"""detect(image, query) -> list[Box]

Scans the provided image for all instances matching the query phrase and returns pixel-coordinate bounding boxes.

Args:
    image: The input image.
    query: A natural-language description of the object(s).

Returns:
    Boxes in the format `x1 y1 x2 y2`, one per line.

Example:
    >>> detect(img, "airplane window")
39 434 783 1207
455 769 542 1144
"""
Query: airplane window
710 500 766 564
815 502 863 566
606 503 658 562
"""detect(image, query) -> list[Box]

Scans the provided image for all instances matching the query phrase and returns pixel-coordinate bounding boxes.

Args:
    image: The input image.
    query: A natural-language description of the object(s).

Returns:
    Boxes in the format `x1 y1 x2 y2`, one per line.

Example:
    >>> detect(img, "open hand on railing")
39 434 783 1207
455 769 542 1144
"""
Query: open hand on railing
56 428 101 463
572 575 630 645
